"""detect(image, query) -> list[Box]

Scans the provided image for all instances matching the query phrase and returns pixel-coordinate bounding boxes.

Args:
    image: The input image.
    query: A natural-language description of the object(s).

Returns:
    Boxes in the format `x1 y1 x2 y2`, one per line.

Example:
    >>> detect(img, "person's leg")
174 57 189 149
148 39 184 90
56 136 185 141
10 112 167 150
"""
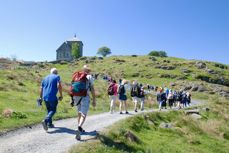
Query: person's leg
119 101 123 113
140 98 144 111
77 96 90 132
159 101 162 110
133 97 138 112
124 100 128 113
113 96 116 112
110 96 114 113
45 101 58 125
78 114 86 128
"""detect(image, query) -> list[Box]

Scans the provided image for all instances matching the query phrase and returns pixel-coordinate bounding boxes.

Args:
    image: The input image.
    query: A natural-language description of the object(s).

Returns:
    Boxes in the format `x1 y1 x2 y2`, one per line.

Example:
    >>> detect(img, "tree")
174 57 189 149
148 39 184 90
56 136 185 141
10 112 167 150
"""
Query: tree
72 42 80 59
97 46 111 57
148 50 167 57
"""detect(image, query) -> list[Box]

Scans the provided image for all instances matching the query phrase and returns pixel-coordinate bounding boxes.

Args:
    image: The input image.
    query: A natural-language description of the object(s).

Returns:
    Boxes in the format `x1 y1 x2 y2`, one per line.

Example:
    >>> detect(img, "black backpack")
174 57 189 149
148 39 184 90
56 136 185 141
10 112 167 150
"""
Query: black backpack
131 85 139 97
118 85 125 95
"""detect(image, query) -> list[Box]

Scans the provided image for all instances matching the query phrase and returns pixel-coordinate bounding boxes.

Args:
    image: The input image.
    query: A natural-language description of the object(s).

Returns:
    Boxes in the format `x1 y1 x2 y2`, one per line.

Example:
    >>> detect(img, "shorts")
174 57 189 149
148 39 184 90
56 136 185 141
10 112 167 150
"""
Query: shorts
132 97 139 103
119 94 127 101
73 96 90 117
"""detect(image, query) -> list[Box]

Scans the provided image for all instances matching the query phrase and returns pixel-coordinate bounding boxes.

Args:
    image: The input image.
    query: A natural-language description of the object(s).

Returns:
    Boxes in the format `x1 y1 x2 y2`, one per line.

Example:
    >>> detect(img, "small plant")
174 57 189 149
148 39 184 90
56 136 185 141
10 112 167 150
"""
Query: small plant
12 111 27 119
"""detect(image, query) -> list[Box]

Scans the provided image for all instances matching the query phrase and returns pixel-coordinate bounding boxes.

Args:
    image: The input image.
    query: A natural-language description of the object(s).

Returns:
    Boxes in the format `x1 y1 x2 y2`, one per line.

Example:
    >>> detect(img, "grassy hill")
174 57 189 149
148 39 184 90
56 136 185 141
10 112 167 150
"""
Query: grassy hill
0 56 228 138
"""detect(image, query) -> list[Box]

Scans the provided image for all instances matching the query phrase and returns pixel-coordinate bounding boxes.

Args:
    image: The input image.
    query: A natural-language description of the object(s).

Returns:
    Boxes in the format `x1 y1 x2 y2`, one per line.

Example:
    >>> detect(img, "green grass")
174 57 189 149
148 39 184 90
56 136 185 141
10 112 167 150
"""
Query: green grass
68 96 229 153
0 55 228 134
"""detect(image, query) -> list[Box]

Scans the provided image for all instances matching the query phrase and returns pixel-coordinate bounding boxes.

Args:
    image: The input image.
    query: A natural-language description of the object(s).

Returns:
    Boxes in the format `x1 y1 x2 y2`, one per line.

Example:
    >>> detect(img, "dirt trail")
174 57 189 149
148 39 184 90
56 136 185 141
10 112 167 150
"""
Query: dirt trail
0 100 203 153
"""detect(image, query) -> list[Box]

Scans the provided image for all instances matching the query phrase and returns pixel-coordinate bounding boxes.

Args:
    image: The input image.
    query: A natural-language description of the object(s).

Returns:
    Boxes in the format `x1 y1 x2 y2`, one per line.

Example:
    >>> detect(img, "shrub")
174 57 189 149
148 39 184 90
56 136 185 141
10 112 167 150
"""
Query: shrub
148 50 167 57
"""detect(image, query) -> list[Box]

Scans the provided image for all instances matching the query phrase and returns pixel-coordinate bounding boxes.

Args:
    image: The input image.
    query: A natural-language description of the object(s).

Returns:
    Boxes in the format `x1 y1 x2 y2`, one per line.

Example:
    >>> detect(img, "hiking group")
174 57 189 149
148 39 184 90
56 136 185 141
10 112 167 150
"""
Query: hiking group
106 78 191 113
107 80 146 114
39 64 191 140
39 65 96 140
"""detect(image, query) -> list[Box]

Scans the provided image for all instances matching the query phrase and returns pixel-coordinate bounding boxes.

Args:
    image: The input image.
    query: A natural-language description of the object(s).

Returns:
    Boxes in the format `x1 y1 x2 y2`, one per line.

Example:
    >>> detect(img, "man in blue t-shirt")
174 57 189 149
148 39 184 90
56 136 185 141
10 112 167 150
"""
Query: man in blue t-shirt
39 68 63 131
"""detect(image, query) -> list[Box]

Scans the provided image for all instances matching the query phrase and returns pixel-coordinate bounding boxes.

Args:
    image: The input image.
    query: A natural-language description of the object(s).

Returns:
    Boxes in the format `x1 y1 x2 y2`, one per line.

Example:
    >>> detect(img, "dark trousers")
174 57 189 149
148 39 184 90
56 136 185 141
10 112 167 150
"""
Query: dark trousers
44 101 58 125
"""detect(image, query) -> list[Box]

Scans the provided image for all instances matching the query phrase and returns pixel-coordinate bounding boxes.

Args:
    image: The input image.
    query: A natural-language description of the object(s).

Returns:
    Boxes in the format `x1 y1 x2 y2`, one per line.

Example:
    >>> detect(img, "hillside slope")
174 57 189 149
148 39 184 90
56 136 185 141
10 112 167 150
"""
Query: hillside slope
0 56 228 133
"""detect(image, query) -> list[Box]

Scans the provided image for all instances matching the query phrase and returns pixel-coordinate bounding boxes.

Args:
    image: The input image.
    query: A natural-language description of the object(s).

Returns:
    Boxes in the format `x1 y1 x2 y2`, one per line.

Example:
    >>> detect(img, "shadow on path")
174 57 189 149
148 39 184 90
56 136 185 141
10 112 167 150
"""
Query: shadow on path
47 127 76 135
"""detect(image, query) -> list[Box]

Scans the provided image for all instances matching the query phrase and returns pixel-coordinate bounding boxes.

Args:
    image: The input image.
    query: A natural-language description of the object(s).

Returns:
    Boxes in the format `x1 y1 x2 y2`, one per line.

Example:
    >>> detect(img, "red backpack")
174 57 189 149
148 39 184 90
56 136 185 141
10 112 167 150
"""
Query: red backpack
70 71 88 96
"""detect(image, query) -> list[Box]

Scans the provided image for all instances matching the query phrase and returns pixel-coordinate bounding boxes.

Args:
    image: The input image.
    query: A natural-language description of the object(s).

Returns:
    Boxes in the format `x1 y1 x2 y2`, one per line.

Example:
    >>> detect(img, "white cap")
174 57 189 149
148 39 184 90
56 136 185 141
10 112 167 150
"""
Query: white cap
50 68 58 74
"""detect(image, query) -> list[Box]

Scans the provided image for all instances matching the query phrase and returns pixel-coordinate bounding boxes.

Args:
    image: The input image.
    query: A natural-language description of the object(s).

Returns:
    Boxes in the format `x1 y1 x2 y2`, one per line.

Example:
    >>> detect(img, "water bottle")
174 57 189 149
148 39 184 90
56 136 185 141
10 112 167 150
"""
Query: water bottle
37 98 42 107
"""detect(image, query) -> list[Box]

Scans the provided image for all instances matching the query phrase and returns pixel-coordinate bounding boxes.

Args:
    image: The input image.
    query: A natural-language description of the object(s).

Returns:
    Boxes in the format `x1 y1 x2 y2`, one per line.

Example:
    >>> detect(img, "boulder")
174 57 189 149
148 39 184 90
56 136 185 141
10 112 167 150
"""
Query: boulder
195 61 206 69
201 107 210 112
159 122 173 129
197 85 208 92
184 109 200 115
155 65 176 70
124 131 140 143
184 85 192 91
181 68 192 73
206 68 216 74
191 84 199 91
190 114 202 120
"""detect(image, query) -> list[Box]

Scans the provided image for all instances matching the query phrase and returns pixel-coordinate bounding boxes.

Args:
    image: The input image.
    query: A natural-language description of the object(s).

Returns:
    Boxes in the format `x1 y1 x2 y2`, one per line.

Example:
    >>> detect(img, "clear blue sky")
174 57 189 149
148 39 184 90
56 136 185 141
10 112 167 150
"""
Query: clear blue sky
0 0 228 64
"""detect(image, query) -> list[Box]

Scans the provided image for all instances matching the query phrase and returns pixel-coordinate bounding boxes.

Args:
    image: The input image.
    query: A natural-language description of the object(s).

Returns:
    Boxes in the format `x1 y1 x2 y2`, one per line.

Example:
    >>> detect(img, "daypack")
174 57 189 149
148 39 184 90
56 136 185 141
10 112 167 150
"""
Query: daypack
139 88 145 98
70 71 88 96
118 85 125 95
168 93 173 99
157 92 166 102
131 85 139 97
107 84 115 95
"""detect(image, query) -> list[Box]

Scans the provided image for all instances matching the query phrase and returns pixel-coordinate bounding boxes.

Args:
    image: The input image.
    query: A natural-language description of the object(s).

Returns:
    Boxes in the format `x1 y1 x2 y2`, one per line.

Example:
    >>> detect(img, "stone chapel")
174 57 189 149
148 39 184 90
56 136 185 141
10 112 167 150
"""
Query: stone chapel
56 35 83 61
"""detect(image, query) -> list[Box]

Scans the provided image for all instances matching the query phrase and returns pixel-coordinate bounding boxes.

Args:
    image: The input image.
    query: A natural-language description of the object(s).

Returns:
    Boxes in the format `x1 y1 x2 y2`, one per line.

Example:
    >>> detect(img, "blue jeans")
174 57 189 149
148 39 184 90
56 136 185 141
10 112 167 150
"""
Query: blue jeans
44 101 58 125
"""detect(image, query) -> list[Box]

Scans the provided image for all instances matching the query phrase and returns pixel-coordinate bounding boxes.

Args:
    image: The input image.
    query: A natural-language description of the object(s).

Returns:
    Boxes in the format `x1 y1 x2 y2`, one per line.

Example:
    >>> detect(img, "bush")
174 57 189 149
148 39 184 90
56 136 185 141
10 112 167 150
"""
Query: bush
148 50 167 57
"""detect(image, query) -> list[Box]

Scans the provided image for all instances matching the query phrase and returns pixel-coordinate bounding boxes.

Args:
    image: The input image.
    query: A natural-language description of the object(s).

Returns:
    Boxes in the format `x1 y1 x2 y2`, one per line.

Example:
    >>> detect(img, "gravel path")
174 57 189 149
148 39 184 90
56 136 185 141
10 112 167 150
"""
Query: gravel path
0 100 203 153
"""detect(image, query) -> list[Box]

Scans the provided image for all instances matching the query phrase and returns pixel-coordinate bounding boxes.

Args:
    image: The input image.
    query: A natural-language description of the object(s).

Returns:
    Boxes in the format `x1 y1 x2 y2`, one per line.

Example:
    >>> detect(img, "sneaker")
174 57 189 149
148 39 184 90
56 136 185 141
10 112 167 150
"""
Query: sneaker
48 123 55 128
75 130 81 140
125 111 129 114
78 126 85 133
42 120 48 131
120 112 123 114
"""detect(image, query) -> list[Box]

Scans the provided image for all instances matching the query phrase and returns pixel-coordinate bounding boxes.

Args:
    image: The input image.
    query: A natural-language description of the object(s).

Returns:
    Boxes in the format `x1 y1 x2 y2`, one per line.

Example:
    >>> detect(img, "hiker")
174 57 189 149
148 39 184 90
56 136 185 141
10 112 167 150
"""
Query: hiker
118 79 129 114
118 78 122 85
167 89 174 109
173 90 178 107
182 91 190 107
131 81 141 112
157 87 167 111
107 80 118 113
186 92 191 106
138 84 145 111
70 65 96 139
39 68 63 131
176 90 183 109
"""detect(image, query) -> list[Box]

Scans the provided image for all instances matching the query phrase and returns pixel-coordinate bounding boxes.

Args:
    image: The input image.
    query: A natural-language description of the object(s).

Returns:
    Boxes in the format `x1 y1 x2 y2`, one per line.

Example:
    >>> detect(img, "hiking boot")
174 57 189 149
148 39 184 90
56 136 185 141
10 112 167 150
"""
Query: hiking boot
120 112 123 114
134 110 138 113
125 111 129 114
78 126 85 133
42 120 48 131
75 130 81 140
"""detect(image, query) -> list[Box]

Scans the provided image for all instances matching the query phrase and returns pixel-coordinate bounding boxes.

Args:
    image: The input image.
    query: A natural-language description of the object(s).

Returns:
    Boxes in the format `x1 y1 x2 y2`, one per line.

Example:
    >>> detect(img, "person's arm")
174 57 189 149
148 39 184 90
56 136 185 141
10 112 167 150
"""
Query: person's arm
91 85 96 107
39 87 43 99
58 81 63 100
